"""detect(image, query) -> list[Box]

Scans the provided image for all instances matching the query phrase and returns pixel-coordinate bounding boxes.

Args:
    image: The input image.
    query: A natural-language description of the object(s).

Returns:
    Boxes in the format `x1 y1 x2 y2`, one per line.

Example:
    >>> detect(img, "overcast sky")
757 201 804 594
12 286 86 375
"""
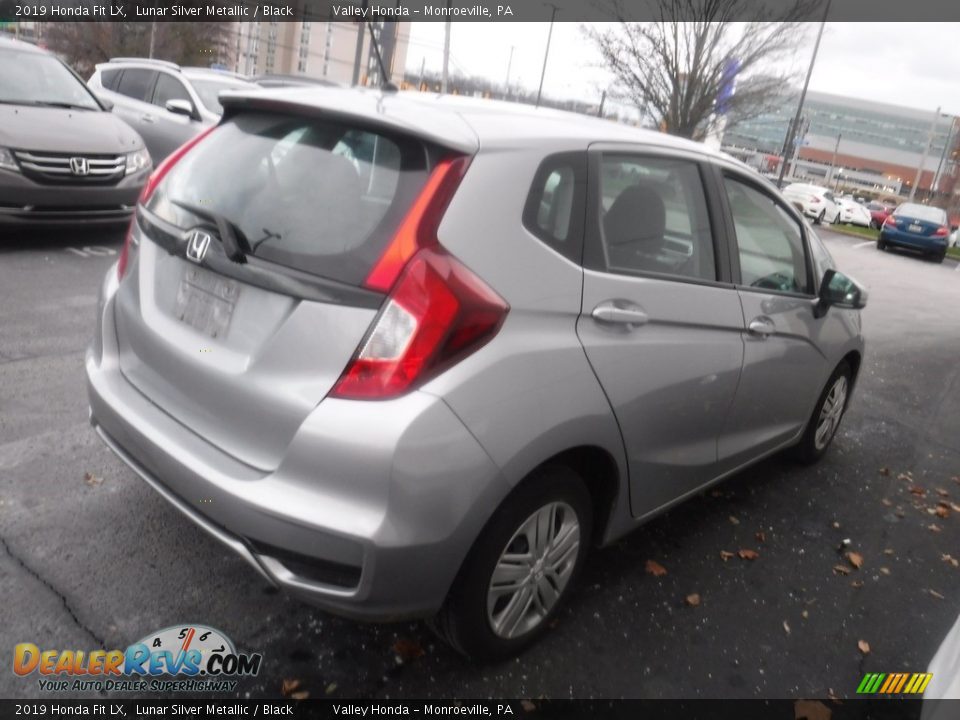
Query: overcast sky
405 22 960 119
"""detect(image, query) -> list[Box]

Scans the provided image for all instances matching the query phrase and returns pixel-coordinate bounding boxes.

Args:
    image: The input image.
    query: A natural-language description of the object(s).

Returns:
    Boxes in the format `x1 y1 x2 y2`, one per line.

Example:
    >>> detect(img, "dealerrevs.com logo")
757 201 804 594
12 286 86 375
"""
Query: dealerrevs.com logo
14 624 262 693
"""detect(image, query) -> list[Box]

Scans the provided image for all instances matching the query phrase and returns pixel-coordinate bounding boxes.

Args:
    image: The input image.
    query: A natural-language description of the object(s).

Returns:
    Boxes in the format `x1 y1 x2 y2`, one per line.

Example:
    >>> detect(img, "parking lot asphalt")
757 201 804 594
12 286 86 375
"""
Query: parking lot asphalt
1 227 958 700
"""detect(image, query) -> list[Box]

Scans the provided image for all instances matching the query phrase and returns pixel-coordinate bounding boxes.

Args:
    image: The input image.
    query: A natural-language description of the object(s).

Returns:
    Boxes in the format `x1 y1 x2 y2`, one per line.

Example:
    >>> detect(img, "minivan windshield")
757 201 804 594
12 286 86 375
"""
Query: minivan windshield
148 112 429 287
0 47 100 110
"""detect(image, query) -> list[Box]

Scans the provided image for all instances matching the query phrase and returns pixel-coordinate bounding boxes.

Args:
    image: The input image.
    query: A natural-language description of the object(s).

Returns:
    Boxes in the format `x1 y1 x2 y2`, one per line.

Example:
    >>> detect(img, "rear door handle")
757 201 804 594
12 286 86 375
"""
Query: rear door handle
591 301 649 327
140 114 156 123
747 316 775 338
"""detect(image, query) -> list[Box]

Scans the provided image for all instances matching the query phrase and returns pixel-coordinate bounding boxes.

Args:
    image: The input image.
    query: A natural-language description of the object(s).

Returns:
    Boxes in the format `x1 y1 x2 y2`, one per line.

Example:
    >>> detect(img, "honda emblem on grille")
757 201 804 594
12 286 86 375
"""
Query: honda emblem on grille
185 229 212 264
69 157 89 176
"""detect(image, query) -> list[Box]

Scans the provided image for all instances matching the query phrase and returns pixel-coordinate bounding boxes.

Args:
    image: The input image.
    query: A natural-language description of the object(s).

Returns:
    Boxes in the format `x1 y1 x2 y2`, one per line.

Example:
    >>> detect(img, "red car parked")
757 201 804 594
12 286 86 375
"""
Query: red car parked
866 201 895 229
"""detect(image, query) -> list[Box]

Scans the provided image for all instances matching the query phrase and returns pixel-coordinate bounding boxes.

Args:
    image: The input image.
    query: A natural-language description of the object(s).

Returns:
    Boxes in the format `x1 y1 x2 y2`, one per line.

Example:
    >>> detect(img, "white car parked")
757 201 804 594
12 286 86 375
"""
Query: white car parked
782 183 840 225
836 198 872 228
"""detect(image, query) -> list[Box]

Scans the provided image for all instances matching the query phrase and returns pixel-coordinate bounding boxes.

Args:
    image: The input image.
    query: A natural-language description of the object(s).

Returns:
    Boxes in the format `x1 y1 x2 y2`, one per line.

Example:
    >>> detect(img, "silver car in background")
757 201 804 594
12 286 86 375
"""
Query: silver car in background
86 87 866 660
87 58 255 164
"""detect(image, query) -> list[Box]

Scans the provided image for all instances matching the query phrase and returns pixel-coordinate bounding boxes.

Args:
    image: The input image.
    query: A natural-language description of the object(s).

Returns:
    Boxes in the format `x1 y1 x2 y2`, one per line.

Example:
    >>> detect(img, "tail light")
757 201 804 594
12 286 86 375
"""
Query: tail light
934 226 948 236
884 215 898 227
332 155 508 400
118 125 220 281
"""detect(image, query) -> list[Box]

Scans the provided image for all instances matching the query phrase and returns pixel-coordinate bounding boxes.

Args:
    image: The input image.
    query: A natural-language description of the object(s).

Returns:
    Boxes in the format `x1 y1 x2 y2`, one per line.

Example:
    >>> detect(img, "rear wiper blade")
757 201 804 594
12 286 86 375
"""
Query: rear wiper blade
172 200 250 264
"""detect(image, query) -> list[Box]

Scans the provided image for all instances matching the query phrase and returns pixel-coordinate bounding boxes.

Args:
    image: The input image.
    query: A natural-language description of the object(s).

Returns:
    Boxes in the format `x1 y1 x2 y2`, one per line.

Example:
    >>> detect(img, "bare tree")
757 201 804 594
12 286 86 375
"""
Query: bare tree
587 0 822 139
45 22 234 78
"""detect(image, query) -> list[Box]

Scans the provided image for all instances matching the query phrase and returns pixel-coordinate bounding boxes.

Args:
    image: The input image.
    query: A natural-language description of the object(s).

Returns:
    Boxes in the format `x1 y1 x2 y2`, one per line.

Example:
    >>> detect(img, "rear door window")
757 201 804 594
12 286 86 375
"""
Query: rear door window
99 68 121 91
115 68 157 102
522 152 586 263
152 73 192 111
147 112 430 287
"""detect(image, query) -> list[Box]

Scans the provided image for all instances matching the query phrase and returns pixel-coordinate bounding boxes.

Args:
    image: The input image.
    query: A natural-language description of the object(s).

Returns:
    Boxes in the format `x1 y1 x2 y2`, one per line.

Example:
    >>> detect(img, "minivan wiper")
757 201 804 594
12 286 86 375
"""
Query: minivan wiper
32 100 97 111
172 200 250 264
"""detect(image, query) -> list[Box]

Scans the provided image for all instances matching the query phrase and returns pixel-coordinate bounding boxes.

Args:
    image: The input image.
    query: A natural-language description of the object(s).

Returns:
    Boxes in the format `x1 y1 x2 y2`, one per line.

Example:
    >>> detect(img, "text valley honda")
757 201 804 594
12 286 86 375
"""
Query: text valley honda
87 86 866 660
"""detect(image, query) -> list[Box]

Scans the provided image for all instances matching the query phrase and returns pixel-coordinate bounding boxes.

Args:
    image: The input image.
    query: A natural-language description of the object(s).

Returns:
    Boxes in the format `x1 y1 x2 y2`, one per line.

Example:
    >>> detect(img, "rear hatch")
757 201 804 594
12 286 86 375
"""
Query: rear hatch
114 105 473 471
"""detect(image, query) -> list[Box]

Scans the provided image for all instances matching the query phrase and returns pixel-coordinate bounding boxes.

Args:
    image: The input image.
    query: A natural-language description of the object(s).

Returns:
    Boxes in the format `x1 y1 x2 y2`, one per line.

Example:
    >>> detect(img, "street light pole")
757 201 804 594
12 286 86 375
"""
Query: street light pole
776 0 831 189
535 4 559 109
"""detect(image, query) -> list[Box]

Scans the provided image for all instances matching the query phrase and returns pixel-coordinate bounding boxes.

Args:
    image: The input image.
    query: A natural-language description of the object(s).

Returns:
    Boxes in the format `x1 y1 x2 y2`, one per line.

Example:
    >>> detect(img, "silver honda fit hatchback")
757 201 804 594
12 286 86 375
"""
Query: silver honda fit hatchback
87 86 866 660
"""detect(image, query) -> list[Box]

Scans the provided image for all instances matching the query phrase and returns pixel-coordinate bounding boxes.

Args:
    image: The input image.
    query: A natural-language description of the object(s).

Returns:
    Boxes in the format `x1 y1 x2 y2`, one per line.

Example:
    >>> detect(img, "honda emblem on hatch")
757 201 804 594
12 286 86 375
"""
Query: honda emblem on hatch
185 229 212 264
69 157 89 176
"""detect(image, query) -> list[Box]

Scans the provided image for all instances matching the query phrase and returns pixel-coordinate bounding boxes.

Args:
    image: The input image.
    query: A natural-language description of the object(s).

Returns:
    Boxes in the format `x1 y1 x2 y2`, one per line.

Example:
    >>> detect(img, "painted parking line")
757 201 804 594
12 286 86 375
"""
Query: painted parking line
853 240 875 249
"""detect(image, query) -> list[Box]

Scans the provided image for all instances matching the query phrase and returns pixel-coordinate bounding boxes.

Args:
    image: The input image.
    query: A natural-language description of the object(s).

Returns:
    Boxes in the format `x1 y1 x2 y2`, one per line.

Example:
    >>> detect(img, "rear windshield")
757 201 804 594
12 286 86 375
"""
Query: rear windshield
189 77 256 115
894 203 946 224
147 112 429 286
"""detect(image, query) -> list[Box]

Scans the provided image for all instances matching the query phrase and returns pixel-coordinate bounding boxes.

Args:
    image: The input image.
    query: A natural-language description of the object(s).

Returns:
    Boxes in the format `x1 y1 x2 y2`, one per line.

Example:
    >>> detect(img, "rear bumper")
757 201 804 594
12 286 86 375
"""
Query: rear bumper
880 228 948 253
86 267 509 621
0 168 145 227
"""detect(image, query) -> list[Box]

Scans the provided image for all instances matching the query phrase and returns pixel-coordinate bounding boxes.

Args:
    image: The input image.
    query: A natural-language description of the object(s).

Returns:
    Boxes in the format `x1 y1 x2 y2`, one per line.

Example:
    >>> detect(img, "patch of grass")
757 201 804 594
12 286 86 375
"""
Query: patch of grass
947 246 960 260
826 224 879 240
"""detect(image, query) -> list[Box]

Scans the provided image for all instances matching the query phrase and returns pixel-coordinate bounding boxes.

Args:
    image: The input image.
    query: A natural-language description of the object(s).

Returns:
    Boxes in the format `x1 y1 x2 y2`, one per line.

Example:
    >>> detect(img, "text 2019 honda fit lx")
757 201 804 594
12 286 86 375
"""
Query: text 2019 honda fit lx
87 87 866 660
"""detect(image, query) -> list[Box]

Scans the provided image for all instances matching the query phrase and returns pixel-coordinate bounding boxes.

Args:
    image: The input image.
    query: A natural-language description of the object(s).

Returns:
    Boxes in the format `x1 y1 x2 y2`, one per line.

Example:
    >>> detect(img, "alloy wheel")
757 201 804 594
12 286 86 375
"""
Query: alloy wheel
815 375 848 450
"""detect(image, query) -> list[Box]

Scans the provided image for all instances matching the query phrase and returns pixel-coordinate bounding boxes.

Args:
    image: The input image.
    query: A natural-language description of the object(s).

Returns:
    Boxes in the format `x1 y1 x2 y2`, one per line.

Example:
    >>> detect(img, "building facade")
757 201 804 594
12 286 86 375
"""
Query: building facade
231 21 409 86
723 90 960 199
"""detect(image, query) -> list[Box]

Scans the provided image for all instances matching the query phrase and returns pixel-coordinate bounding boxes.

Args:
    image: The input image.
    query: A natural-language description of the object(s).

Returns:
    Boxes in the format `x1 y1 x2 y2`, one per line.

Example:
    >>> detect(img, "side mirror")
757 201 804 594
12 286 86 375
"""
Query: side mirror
814 269 868 318
951 225 958 232
165 99 197 120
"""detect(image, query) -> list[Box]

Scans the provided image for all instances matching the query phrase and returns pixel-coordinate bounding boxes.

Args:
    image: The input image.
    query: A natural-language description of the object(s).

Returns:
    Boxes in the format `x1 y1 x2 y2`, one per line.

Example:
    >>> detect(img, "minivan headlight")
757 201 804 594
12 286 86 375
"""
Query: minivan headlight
0 147 19 173
125 148 151 175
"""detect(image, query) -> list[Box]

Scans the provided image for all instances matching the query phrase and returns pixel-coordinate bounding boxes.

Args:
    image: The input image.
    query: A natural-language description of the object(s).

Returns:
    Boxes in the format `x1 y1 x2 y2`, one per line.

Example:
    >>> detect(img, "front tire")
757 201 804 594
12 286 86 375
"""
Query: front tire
430 465 592 661
791 362 852 464
815 210 825 225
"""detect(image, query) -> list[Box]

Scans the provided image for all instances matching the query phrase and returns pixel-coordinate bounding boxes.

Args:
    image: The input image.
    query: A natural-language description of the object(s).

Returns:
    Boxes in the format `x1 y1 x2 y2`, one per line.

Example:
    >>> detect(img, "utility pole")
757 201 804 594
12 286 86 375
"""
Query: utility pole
417 57 425 92
598 90 607 118
827 133 841 186
776 0 830 189
504 45 515 99
351 5 368 86
441 6 451 93
910 105 940 201
932 115 956 198
149 22 156 58
790 116 808 173
536 4 559 108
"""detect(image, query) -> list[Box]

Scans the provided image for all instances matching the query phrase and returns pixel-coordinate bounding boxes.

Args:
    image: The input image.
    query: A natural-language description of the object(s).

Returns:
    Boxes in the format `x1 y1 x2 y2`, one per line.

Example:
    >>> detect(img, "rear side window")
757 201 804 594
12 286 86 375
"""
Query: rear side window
116 68 156 102
99 68 121 91
522 152 586 263
594 154 716 282
147 112 430 287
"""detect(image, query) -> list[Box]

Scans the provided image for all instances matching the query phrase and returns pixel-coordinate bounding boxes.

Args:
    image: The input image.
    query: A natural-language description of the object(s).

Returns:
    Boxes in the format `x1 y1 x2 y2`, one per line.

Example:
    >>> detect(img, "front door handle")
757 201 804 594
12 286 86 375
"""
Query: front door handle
592 301 649 327
747 316 775 338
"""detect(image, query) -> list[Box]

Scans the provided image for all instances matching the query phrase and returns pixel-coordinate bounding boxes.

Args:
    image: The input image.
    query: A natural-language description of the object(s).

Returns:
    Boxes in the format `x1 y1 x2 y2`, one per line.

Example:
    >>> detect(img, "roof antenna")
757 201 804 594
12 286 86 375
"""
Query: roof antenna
367 24 398 93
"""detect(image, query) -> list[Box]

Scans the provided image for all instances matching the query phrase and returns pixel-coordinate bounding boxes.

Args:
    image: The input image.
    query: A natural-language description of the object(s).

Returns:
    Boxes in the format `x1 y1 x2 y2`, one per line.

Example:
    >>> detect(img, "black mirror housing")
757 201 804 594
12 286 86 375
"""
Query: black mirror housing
815 269 868 318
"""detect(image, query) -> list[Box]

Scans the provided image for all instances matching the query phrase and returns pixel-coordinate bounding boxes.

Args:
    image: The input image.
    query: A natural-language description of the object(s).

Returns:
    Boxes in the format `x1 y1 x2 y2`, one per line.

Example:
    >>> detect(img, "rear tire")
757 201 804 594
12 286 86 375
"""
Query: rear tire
934 251 946 264
791 361 852 465
429 464 592 661
877 236 887 251
815 210 825 225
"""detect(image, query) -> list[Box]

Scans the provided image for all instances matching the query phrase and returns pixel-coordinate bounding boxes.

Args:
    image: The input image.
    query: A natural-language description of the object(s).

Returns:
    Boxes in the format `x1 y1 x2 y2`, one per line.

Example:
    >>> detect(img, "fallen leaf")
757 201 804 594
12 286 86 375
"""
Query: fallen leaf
929 524 942 533
685 593 701 607
897 473 912 482
832 521 841 529
851 580 864 588
951 503 960 513
802 610 809 619
942 554 959 568
935 506 950 519
847 552 864 569
878 467 890 476
881 499 893 507
738 549 759 561
929 589 945 600
833 564 851 575
880 567 891 575
325 683 337 695
83 472 102 487
794 699 832 720
883 548 894 555
755 531 766 543
729 515 740 525
281 678 301 696
520 701 536 713
910 486 926 497
290 691 309 701
720 550 735 561
953 475 960 485
645 559 668 577
896 510 906 518
392 638 426 661
783 620 791 635
936 488 950 498
858 640 870 655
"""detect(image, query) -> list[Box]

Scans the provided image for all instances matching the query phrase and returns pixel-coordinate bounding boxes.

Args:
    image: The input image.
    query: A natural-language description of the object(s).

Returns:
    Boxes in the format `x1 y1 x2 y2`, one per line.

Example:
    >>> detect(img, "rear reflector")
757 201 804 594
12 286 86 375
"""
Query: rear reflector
332 247 508 400
364 155 471 293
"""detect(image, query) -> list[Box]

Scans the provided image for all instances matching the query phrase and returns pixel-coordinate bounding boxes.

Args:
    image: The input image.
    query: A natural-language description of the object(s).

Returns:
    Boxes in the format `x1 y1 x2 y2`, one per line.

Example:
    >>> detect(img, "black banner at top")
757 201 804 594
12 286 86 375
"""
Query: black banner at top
2 0 960 22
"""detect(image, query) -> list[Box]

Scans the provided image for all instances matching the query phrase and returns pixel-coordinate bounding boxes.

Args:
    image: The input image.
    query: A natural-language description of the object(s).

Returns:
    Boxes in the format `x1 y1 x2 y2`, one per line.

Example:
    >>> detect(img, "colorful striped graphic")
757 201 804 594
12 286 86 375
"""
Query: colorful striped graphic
857 672 933 694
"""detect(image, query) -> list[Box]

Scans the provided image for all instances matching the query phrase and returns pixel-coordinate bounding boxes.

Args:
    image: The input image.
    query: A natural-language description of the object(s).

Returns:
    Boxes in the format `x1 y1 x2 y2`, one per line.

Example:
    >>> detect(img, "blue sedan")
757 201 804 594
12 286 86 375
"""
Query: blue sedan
878 203 951 263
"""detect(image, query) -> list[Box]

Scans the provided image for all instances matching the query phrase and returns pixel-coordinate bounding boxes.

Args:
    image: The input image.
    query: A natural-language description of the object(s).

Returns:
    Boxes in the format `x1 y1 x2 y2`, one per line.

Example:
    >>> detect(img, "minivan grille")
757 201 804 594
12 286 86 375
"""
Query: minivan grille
13 150 125 185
